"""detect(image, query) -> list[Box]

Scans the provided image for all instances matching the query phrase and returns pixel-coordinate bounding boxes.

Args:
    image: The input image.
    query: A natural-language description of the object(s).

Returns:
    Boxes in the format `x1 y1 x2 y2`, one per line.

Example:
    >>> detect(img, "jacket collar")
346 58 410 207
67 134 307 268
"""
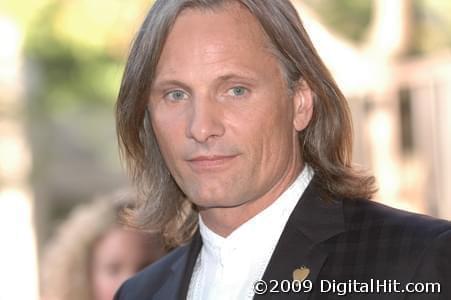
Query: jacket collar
290 175 345 243
177 230 202 299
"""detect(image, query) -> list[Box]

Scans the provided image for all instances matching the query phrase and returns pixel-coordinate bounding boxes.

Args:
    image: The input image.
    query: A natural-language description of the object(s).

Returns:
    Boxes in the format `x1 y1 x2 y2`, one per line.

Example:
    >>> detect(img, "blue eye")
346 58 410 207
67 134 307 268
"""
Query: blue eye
166 90 188 101
228 86 247 97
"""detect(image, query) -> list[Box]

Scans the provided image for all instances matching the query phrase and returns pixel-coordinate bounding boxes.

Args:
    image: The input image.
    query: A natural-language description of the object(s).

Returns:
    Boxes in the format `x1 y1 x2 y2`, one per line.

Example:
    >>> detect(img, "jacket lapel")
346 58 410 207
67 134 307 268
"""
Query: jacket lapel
153 229 202 300
255 176 345 299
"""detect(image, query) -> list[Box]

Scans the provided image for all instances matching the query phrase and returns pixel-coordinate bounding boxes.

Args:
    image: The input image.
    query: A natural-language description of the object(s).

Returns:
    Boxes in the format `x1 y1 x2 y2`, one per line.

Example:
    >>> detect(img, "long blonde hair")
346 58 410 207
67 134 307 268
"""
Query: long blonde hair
116 0 376 245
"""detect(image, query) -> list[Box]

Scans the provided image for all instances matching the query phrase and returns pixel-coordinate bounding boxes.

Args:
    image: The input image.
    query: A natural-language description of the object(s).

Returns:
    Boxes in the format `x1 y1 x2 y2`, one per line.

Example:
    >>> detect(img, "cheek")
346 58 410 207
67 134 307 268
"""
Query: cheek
152 115 185 161
248 104 295 166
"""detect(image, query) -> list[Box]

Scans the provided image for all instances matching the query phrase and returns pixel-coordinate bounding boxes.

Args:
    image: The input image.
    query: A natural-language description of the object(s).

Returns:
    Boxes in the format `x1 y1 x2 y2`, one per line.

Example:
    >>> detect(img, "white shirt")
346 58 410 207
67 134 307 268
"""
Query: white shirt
187 165 314 300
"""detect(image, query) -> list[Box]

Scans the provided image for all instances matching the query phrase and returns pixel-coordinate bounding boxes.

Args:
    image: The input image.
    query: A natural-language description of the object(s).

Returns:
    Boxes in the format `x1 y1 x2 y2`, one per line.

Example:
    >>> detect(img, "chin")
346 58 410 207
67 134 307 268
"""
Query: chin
191 196 226 208
190 192 233 209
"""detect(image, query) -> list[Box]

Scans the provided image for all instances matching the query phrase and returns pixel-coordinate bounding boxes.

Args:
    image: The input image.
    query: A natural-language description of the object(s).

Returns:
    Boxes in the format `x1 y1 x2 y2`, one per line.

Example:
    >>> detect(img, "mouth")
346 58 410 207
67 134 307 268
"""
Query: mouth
187 155 238 171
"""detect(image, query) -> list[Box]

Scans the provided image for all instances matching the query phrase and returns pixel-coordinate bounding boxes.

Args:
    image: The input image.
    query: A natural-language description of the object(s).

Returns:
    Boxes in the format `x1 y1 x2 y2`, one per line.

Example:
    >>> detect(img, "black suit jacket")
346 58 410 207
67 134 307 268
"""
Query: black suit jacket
115 177 451 299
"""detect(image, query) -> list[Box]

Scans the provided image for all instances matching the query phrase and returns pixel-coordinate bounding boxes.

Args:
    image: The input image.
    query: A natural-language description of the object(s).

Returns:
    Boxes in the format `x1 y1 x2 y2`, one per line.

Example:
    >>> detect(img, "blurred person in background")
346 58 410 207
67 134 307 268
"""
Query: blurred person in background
40 190 168 300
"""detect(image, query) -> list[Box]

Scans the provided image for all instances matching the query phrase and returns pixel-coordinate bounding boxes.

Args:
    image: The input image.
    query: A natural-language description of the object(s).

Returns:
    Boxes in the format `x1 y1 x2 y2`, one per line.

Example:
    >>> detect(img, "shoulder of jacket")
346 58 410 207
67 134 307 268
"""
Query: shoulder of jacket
343 198 451 239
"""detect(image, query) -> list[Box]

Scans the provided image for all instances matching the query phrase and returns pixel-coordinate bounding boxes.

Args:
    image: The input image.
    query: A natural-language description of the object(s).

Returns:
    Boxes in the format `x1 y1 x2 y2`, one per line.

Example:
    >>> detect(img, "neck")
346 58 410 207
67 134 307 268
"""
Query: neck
199 162 304 237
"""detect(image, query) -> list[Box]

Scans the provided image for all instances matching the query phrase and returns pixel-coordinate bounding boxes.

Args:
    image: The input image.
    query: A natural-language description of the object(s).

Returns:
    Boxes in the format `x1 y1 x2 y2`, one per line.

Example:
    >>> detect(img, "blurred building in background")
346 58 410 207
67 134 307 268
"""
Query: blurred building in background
0 14 39 300
0 0 450 299
296 0 451 219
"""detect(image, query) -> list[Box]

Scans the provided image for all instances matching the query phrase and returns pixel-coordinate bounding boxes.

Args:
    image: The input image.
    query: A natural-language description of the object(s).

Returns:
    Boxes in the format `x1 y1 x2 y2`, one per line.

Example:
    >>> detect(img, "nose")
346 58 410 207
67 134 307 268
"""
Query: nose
186 95 225 143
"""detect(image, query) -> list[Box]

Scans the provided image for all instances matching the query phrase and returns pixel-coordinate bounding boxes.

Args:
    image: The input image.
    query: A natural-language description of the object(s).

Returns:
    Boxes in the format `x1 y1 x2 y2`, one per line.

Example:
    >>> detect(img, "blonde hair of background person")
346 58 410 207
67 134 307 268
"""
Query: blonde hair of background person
40 191 168 300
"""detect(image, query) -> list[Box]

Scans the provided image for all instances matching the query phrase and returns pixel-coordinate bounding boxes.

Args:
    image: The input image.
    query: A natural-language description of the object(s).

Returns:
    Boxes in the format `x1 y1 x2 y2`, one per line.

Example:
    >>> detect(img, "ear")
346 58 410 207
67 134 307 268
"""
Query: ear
292 79 314 131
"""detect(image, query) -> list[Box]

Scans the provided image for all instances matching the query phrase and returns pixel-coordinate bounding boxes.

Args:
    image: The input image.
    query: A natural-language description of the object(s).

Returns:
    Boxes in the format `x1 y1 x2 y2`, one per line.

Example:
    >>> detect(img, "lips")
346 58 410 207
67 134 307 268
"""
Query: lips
187 155 238 171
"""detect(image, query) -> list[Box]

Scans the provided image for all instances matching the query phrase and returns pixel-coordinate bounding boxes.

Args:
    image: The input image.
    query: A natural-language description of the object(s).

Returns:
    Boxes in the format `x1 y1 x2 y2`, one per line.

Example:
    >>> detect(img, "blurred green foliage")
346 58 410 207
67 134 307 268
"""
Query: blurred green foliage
304 0 372 42
2 0 151 115
412 0 451 54
304 0 451 55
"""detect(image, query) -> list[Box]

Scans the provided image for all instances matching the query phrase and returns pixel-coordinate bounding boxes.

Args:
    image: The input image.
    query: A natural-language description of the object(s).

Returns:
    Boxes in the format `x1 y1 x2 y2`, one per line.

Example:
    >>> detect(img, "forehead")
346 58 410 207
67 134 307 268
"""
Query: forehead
154 3 280 81
175 2 264 39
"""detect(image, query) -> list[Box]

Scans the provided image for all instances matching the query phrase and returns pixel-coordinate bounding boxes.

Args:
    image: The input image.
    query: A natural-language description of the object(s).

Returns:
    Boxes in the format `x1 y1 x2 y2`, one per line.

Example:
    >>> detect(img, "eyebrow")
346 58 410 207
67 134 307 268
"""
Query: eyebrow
150 80 192 94
152 72 259 90
214 72 259 84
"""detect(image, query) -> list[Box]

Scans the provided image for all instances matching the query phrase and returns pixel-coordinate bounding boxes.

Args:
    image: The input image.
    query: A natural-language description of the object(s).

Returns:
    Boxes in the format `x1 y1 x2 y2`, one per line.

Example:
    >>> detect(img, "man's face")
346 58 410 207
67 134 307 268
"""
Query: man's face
149 4 311 214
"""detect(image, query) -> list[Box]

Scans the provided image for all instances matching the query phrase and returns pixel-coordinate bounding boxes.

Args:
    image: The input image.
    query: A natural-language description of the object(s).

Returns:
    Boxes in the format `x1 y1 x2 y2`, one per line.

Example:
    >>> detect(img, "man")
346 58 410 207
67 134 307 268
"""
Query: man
114 0 450 299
